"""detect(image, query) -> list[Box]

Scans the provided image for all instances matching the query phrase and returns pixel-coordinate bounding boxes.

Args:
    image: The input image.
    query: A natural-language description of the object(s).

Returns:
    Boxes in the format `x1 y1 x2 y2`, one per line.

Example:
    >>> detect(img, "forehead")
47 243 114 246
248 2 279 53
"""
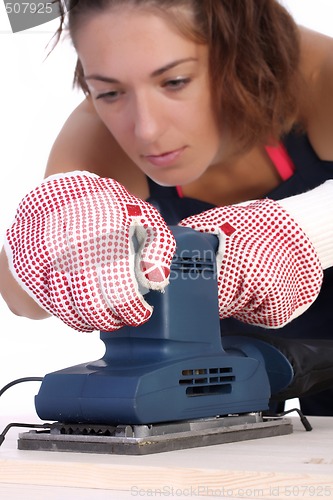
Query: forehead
75 6 206 76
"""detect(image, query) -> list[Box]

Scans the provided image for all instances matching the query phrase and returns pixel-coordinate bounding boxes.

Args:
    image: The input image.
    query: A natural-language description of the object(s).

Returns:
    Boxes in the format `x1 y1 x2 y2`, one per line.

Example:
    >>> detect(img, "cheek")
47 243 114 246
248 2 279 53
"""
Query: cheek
94 106 131 143
171 101 216 143
192 109 221 150
186 89 219 134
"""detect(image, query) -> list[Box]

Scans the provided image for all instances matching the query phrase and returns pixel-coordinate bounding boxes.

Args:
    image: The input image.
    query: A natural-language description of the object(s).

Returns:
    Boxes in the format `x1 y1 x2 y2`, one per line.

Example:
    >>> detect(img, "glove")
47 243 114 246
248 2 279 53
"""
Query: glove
5 171 176 332
179 190 327 328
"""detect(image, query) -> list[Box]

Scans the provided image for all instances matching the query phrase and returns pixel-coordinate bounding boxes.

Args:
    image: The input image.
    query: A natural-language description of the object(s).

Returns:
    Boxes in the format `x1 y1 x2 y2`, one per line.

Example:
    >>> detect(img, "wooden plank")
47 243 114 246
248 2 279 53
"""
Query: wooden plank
0 484 133 500
0 416 332 499
0 458 332 499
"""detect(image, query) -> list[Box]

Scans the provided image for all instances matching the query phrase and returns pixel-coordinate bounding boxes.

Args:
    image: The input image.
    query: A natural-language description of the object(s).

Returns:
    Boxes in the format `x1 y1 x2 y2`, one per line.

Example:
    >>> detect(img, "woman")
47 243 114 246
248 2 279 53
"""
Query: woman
1 0 333 413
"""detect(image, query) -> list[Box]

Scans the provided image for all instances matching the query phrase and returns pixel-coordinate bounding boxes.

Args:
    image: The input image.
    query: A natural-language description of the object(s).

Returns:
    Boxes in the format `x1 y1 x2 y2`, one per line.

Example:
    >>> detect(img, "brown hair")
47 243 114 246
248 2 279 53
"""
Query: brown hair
54 0 305 152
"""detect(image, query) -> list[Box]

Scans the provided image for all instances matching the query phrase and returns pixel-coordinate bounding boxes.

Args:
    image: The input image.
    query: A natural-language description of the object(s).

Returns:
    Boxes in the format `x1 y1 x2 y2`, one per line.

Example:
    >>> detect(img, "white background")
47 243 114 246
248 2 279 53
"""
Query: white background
0 1 332 418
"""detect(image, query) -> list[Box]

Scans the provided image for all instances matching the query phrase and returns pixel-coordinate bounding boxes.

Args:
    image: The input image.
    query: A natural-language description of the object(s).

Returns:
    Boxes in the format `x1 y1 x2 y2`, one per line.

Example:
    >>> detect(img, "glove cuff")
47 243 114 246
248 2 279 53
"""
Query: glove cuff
278 181 333 270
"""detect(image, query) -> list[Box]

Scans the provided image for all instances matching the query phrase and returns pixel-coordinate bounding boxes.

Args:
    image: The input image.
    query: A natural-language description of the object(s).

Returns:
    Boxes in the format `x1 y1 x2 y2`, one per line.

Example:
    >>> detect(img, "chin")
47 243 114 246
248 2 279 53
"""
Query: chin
150 177 176 187
148 168 202 188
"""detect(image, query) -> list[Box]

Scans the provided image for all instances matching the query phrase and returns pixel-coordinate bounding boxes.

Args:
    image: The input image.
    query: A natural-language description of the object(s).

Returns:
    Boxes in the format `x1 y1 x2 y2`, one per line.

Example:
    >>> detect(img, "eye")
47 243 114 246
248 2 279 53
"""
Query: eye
163 77 191 91
95 90 123 102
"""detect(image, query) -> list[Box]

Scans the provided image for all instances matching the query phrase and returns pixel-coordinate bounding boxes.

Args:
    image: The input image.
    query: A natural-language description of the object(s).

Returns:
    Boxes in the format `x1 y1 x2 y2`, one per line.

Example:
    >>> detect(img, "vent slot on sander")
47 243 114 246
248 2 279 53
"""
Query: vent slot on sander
179 367 235 396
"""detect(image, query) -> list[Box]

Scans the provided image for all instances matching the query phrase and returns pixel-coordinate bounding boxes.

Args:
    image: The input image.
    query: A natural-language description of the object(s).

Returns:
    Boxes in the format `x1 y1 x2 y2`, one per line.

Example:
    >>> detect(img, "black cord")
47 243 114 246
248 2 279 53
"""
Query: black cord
0 376 45 446
264 407 313 431
0 422 52 446
0 377 44 398
277 408 313 431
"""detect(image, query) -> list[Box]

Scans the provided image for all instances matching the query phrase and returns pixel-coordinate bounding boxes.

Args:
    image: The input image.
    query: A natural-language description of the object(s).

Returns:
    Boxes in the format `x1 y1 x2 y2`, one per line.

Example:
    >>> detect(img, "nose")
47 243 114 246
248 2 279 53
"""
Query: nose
131 91 164 143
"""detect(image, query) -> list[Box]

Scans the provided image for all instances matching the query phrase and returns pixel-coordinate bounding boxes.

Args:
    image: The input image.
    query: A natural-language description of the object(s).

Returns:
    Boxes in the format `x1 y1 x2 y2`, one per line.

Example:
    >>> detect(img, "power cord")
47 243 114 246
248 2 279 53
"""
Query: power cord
0 377 53 446
0 377 43 397
0 422 52 446
264 408 313 431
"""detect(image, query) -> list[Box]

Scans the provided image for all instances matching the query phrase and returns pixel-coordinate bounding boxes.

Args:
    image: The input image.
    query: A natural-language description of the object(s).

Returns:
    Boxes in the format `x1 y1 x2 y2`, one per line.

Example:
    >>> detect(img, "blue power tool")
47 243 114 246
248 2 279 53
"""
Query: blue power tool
18 227 294 454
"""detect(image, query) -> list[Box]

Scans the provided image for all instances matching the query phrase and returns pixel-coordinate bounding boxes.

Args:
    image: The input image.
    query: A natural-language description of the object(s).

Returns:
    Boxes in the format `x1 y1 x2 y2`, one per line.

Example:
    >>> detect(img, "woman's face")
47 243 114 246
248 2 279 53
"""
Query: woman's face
75 6 224 186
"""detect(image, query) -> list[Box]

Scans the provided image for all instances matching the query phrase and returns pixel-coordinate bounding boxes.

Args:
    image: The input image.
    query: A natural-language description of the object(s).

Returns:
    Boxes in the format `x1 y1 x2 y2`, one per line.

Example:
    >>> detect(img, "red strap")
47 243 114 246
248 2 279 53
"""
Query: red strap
176 143 295 198
176 185 184 198
265 143 295 181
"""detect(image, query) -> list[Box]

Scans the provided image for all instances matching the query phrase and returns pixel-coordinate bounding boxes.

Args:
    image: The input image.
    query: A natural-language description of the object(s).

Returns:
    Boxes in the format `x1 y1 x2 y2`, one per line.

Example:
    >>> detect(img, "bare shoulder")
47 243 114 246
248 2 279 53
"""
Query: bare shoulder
45 98 149 199
299 27 333 160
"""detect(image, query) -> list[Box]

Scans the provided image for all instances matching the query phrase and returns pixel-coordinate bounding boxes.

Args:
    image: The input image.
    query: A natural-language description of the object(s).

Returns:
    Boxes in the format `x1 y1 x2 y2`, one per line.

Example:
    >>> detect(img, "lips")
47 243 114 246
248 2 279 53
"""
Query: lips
144 147 186 167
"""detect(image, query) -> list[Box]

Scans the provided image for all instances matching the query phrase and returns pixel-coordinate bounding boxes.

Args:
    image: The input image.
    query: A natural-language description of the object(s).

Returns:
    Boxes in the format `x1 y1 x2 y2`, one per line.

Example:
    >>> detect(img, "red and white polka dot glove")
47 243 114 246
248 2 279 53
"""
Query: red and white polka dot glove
179 197 324 328
5 171 176 332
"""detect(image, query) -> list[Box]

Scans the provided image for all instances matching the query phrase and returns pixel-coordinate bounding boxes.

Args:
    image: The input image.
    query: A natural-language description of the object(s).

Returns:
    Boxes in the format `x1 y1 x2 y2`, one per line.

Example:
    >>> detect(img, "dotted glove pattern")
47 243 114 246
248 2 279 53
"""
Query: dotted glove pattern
5 172 176 332
179 199 323 328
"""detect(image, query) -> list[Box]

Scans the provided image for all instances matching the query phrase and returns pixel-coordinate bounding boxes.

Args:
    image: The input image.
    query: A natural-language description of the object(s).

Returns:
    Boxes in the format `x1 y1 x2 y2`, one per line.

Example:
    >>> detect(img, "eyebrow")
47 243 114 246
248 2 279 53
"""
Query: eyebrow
84 57 198 83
